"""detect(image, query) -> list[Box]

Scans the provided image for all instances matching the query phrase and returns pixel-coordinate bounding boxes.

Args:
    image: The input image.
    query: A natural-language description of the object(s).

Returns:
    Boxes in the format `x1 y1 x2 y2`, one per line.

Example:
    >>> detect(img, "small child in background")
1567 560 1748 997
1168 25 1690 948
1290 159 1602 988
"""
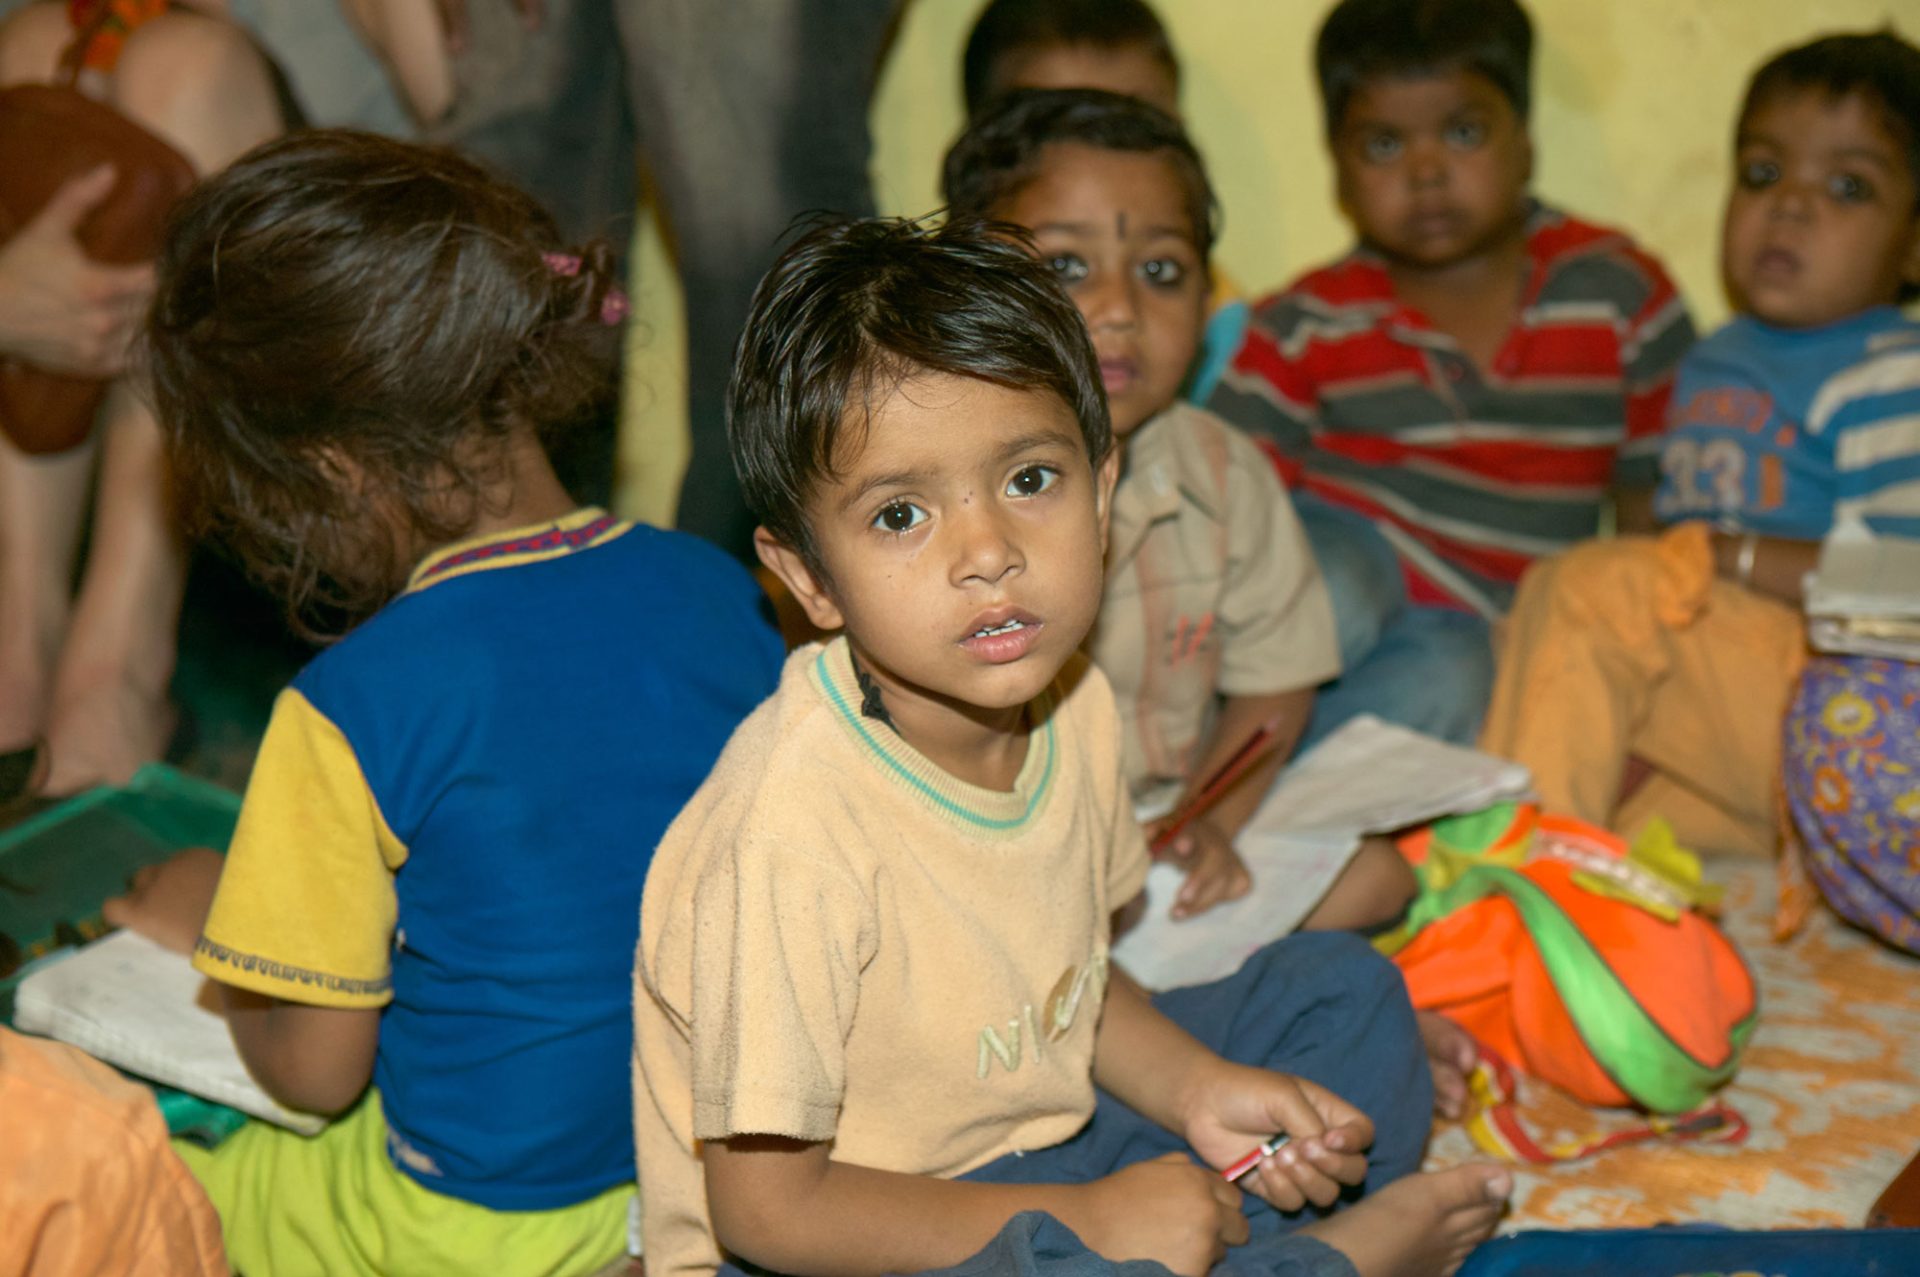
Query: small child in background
633 216 1509 1277
1482 31 1920 863
963 0 1178 119
1209 0 1696 750
102 131 784 1276
962 0 1248 403
943 89 1416 935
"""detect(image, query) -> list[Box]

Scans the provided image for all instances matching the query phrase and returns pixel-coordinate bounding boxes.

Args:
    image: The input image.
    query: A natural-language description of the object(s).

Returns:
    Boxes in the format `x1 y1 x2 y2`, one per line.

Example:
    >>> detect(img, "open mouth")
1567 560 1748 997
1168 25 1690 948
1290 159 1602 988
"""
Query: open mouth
960 609 1044 663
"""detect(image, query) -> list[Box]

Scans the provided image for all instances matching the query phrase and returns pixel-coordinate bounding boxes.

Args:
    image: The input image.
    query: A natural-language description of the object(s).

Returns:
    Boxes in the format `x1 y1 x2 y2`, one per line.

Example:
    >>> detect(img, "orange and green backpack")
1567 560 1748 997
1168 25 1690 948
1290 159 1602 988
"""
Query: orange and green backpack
1378 803 1758 1158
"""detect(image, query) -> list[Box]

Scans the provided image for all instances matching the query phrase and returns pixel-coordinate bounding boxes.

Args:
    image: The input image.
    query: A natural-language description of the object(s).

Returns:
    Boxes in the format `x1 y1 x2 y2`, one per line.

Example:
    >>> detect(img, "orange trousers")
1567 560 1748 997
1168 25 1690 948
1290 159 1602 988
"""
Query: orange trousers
1481 526 1805 858
0 1027 226 1276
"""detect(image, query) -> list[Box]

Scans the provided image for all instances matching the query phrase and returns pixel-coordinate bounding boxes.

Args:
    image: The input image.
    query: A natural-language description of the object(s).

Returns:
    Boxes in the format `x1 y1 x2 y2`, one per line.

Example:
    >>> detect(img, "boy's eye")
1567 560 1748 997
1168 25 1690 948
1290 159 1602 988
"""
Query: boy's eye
1005 465 1059 498
1045 253 1090 284
1737 159 1780 190
1444 119 1488 148
871 500 927 534
1828 172 1874 203
1139 257 1188 287
1361 132 1402 163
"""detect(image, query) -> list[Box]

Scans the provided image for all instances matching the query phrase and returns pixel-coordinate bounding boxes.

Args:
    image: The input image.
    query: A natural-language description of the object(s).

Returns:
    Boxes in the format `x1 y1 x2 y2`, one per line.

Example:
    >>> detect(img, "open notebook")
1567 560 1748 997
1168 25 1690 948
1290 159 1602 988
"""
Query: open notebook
1112 715 1533 990
13 929 326 1134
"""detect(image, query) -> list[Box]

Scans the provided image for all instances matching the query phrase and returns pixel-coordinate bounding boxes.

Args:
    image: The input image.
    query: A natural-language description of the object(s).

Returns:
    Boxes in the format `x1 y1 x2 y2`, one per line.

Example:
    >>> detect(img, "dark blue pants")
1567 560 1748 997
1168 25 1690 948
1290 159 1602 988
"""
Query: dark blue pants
957 932 1431 1274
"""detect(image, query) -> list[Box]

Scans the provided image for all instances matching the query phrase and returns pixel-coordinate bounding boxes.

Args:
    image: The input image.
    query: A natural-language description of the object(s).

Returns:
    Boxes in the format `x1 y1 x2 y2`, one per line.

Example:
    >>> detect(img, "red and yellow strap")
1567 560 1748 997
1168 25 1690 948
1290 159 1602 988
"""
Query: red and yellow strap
1462 1041 1750 1165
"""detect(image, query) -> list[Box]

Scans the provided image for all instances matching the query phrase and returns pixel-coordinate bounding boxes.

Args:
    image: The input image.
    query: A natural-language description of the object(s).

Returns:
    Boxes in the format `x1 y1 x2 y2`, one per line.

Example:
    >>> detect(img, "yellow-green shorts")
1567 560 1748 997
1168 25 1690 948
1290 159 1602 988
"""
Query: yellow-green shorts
173 1093 631 1277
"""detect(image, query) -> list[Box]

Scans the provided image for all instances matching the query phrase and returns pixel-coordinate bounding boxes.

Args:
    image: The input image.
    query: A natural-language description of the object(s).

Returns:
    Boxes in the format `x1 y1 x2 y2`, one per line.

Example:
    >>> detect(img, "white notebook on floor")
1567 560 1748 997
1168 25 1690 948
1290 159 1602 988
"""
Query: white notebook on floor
14 929 327 1134
1111 715 1533 991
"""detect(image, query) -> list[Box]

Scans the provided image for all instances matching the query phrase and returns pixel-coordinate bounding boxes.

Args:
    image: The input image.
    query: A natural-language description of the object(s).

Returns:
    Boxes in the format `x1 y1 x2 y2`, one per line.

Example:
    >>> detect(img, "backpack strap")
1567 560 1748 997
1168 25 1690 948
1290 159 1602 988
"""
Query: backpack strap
1461 1041 1749 1165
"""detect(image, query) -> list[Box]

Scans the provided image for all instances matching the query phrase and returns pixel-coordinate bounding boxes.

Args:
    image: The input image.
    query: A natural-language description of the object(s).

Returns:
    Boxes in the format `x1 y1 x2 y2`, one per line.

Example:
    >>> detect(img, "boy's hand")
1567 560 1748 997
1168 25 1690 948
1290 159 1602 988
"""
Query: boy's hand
1082 1152 1248 1276
1154 817 1251 920
101 848 224 955
1180 1061 1373 1213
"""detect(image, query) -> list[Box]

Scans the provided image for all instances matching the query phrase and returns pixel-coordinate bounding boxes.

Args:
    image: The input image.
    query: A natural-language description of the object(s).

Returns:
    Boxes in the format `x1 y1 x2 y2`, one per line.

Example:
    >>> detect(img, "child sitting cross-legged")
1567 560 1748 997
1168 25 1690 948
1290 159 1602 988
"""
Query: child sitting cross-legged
1481 31 1920 863
102 131 785 1277
941 89 1417 934
631 216 1511 1277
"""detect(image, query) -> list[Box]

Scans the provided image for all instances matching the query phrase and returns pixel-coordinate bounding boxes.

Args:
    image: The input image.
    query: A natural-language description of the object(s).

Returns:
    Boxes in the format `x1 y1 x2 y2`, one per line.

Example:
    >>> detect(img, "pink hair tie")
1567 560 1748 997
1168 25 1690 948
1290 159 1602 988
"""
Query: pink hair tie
543 251 630 326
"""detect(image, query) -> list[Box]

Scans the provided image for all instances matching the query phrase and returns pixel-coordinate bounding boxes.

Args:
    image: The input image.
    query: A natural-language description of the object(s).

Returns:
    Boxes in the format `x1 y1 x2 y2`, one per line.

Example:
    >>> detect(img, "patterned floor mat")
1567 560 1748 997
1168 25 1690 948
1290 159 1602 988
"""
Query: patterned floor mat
1426 856 1920 1229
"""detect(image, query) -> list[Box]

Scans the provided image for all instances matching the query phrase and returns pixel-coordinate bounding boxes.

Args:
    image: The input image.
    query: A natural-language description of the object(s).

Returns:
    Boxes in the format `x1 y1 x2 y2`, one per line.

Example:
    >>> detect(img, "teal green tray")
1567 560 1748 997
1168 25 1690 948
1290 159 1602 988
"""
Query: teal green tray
2 765 248 1142
0 763 239 1023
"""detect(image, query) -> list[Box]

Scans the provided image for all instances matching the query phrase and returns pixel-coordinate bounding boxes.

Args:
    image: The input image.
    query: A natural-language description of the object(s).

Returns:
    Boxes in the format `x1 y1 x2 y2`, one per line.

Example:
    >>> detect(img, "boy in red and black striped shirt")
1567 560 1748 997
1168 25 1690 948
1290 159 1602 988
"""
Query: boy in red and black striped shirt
1209 0 1694 748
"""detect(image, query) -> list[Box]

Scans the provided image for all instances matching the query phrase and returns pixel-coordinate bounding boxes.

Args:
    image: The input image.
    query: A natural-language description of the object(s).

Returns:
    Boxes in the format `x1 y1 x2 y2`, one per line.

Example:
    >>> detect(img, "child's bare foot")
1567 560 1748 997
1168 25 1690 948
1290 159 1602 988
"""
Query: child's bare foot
1418 1011 1477 1120
1300 1163 1511 1277
40 678 175 795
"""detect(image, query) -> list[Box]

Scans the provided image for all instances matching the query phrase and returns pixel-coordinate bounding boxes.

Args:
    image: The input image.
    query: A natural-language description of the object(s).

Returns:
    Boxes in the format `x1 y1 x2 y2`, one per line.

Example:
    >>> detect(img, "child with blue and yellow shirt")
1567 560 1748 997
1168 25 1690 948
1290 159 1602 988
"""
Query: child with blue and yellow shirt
103 131 783 1276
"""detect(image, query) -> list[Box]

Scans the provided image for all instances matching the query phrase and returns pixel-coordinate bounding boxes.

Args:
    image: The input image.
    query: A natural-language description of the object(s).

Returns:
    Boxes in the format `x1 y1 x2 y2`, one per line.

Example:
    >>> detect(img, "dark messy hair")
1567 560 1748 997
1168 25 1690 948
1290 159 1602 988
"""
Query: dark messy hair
943 87 1218 265
728 215 1109 574
962 0 1178 119
1740 30 1920 224
147 129 619 638
1315 0 1533 135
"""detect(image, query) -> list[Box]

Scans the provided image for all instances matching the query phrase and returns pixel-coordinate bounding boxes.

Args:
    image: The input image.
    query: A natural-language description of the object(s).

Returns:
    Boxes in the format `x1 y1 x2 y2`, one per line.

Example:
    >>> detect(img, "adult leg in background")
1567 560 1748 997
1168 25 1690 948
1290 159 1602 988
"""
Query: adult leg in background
616 0 902 561
0 3 282 794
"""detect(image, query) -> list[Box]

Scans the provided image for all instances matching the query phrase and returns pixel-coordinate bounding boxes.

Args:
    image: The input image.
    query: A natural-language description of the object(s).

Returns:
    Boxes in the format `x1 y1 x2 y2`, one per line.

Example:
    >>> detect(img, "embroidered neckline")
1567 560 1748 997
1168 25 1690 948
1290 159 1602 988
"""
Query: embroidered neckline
405 507 626 593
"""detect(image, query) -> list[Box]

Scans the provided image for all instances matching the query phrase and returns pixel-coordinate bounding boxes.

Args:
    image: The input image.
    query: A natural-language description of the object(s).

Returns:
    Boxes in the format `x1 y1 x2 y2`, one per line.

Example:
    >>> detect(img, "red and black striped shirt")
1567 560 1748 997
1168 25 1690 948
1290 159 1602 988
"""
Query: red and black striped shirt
1209 204 1694 617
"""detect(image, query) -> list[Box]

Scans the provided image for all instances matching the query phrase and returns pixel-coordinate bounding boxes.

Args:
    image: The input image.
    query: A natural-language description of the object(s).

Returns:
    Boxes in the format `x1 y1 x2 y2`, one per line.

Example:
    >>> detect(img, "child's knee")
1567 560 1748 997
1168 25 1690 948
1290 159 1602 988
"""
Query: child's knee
112 11 282 169
1249 929 1413 1022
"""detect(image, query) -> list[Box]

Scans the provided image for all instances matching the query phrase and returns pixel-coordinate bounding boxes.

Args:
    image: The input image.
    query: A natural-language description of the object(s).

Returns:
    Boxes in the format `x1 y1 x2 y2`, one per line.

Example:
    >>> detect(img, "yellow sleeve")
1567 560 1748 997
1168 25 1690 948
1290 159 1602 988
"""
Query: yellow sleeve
1216 430 1342 696
191 688 406 1008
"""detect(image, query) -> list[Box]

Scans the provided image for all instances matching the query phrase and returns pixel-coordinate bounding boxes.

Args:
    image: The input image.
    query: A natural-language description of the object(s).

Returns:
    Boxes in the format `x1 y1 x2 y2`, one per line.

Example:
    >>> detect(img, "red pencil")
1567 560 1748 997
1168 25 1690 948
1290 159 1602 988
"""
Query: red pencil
1149 714 1287 856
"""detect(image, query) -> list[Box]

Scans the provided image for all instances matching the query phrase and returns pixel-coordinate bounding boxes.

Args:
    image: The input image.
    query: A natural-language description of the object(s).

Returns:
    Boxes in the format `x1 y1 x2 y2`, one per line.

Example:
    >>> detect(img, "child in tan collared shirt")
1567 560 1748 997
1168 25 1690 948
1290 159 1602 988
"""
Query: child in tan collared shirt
943 88 1419 933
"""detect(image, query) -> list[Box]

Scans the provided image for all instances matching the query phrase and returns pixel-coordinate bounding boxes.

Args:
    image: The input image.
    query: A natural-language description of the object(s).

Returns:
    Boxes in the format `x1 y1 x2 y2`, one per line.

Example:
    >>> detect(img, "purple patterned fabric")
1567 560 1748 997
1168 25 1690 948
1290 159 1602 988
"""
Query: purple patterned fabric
1782 654 1920 953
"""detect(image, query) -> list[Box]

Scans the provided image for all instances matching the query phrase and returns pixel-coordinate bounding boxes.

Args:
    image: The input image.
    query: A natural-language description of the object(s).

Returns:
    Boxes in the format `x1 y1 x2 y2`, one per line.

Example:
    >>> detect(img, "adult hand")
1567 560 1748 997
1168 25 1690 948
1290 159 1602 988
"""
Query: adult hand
1180 1062 1373 1214
1081 1152 1248 1276
431 0 543 51
0 166 155 378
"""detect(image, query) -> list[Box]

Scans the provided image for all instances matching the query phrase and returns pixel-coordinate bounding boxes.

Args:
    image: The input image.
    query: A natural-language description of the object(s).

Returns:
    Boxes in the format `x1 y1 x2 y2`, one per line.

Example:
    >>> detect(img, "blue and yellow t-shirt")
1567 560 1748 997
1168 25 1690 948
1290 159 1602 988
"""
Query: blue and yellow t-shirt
193 508 783 1211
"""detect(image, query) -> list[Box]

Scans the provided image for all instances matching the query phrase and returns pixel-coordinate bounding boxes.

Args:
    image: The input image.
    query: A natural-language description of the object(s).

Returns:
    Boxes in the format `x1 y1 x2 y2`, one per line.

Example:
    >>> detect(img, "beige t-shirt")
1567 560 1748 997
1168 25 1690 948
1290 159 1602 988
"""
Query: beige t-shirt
1088 402 1340 803
633 638 1149 1277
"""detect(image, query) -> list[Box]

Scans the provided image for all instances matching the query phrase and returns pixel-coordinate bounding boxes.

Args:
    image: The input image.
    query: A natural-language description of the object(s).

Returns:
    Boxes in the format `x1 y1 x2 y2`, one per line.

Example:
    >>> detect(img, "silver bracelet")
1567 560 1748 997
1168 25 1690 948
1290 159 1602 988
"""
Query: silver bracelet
1735 532 1759 587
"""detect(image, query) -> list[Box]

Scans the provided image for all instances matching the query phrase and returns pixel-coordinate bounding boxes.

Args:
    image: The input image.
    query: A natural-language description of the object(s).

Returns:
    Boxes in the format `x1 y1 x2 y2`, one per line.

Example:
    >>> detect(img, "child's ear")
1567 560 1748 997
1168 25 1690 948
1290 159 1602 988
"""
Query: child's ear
754 526 845 633
1902 212 1920 290
1093 448 1121 557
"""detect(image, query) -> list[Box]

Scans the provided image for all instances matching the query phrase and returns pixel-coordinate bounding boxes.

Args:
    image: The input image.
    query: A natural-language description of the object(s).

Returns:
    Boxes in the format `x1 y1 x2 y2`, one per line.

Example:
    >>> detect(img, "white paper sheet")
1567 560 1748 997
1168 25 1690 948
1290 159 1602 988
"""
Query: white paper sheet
14 930 327 1133
1806 519 1920 621
1111 715 1533 990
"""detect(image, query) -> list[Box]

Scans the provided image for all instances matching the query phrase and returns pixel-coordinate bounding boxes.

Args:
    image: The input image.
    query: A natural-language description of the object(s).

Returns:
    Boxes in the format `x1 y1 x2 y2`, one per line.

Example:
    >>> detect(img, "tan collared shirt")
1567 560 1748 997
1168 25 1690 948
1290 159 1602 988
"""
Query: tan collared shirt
1089 402 1339 801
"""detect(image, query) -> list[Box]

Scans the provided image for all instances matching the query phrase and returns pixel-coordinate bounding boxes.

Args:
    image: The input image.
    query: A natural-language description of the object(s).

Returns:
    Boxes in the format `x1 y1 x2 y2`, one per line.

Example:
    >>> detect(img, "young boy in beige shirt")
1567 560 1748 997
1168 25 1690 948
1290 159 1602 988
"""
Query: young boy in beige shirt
631 217 1509 1277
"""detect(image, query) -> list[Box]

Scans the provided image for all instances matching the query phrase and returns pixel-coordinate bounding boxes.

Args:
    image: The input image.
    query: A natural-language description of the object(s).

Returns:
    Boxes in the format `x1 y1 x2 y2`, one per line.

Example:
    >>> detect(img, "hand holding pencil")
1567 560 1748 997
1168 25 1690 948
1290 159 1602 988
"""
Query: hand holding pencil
1147 714 1288 920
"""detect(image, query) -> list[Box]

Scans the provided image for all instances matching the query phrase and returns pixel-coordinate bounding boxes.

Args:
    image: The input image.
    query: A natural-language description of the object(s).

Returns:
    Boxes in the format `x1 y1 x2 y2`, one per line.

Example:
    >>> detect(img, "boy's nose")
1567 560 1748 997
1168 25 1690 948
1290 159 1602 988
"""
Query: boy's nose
1407 142 1449 188
949 501 1023 586
1084 273 1139 332
1766 181 1816 222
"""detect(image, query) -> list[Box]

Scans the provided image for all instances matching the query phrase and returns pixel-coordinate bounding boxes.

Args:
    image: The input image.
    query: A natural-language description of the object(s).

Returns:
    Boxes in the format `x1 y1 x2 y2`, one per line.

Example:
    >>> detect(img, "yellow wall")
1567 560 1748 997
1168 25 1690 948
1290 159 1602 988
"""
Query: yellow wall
621 0 1919 524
